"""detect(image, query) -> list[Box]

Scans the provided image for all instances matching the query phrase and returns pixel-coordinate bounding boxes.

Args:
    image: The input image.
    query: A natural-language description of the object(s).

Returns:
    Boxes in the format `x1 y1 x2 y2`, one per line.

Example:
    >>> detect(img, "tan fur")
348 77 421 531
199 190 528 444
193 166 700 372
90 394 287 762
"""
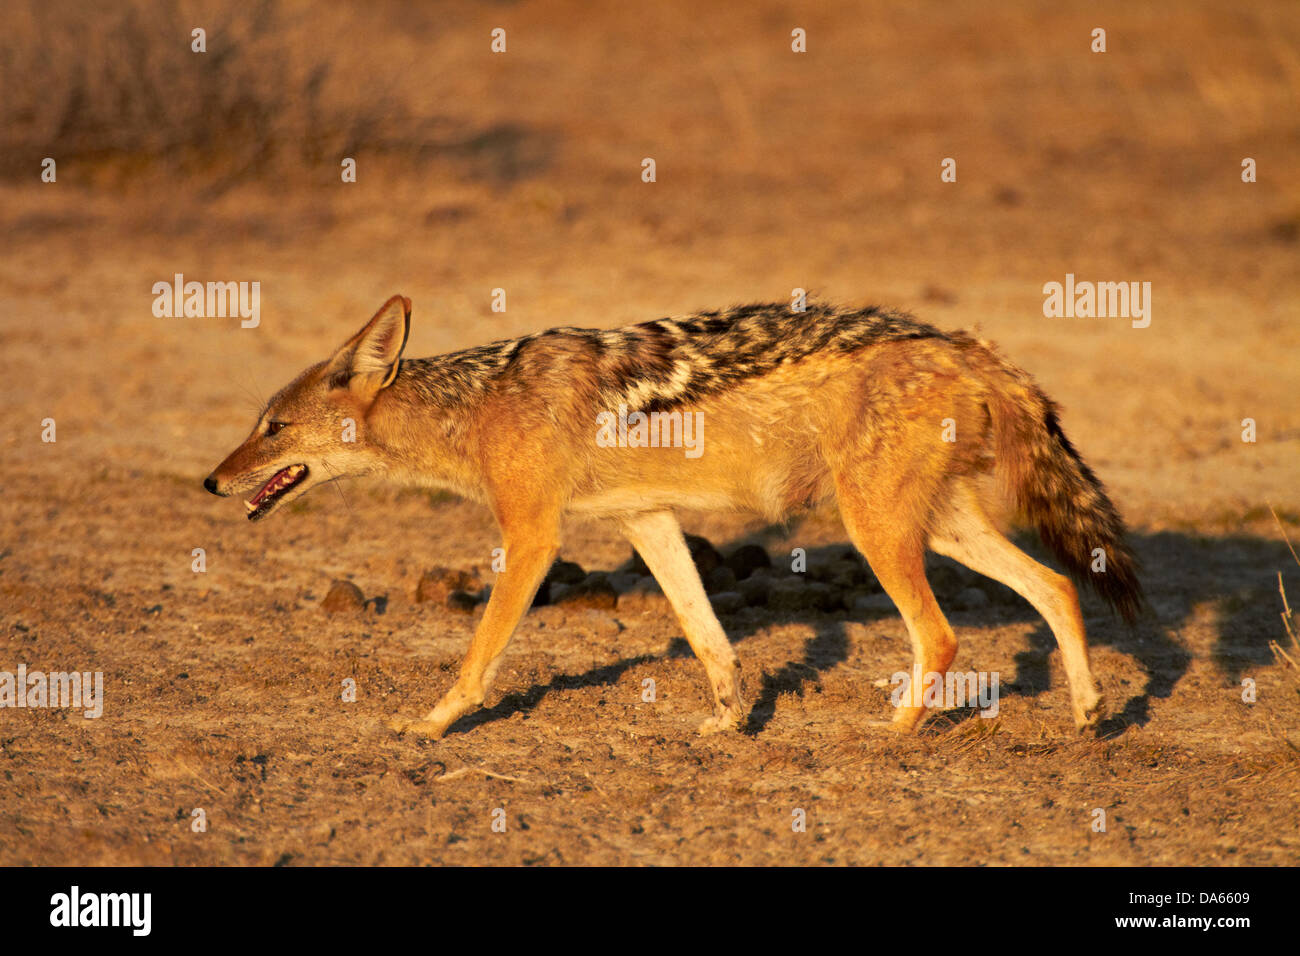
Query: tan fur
205 296 1141 738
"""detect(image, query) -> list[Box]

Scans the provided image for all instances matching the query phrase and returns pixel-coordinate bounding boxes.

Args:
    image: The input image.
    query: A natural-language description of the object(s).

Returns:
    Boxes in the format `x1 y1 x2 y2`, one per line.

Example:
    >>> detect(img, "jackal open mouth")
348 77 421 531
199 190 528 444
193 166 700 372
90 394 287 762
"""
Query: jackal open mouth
245 464 308 520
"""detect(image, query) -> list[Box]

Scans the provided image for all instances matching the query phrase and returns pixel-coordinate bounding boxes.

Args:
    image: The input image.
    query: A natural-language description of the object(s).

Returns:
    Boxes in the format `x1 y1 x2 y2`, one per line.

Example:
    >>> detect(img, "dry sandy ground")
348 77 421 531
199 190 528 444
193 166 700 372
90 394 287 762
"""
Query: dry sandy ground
0 0 1298 865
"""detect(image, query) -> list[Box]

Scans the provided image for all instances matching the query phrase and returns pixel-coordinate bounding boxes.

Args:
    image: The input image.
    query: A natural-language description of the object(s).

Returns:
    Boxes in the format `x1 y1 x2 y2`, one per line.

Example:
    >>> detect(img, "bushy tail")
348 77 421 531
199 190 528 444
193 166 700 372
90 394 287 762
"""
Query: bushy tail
975 349 1144 624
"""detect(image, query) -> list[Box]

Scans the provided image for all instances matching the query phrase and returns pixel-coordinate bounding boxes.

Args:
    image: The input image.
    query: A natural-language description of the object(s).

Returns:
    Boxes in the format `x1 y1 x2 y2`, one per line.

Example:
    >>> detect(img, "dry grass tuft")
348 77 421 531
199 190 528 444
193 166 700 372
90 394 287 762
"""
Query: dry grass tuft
1269 507 1300 683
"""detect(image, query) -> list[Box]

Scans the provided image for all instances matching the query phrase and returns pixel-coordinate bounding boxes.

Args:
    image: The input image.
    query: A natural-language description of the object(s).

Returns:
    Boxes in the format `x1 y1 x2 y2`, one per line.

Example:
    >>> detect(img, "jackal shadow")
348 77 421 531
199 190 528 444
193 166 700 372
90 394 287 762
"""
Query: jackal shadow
442 529 1294 739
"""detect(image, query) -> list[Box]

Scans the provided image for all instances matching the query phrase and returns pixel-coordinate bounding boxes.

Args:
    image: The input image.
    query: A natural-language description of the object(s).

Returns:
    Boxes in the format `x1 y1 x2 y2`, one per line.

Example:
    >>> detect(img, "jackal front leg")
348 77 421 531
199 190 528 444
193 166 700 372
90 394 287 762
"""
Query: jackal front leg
621 511 746 734
389 518 559 739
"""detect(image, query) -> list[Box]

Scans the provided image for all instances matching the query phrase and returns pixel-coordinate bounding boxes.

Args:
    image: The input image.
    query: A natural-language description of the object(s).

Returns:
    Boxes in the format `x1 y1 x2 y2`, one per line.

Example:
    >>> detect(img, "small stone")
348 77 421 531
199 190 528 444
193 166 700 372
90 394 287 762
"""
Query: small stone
767 578 804 611
853 593 898 614
705 566 737 594
927 563 966 599
546 560 587 586
617 588 669 614
608 572 640 593
737 576 770 606
322 580 365 613
724 544 771 580
625 548 651 576
977 579 1021 605
684 534 723 576
533 560 588 608
613 576 664 613
806 582 843 612
809 557 867 588
829 559 868 590
555 573 617 611
954 587 990 610
857 571 884 594
447 589 480 614
416 568 476 604
768 578 842 612
807 561 837 584
709 591 746 615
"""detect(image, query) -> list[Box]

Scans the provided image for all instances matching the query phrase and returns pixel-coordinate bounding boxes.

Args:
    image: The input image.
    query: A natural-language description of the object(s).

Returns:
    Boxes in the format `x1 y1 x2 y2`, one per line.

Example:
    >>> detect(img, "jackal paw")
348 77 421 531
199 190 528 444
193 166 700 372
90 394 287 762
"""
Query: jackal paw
1073 694 1105 734
697 708 743 736
387 715 448 739
882 705 928 734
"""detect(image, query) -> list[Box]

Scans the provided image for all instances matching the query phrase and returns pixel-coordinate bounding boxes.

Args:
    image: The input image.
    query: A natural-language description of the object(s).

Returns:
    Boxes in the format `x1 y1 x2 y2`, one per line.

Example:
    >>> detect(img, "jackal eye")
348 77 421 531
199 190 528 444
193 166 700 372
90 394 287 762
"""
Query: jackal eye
266 421 287 436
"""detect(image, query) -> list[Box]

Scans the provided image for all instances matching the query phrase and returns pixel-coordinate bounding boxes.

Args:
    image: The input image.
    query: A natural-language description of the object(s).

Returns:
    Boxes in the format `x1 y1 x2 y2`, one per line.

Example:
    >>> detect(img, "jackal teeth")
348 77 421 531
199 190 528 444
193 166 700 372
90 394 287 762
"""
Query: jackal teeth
244 463 309 518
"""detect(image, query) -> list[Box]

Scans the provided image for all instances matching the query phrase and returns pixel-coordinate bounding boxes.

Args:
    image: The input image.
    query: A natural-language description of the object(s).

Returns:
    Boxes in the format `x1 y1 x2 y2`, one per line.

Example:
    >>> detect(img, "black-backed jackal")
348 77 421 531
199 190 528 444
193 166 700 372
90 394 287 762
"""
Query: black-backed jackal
205 296 1142 738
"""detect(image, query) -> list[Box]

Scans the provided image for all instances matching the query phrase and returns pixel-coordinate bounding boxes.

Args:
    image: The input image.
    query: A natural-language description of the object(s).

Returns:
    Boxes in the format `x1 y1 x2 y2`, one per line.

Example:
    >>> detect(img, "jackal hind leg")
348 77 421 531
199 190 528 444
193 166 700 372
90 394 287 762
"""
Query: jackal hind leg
834 466 958 733
929 481 1103 731
620 511 746 734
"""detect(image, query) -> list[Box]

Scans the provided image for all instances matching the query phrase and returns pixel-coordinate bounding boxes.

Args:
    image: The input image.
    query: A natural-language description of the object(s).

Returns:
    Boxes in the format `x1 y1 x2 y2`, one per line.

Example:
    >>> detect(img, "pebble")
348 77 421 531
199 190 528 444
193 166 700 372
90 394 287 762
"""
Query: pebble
705 565 737 593
926 563 968 599
853 592 898 614
723 544 771 580
954 587 991 610
447 589 480 614
607 572 640 593
684 534 723 576
322 580 366 613
709 591 746 615
553 572 618 611
391 537 986 623
547 560 587 586
416 567 477 604
768 577 842 612
737 575 770 607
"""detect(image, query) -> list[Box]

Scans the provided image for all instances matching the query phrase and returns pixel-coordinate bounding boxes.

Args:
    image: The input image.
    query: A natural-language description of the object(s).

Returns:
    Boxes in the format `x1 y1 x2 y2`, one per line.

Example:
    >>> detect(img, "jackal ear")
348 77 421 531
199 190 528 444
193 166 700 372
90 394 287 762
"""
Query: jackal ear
326 295 411 395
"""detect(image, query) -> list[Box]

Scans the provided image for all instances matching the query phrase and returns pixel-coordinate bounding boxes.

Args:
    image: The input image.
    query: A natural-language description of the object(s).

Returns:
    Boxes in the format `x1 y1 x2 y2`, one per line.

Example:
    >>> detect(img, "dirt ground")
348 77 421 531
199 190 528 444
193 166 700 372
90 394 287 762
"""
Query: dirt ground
1 0 1298 866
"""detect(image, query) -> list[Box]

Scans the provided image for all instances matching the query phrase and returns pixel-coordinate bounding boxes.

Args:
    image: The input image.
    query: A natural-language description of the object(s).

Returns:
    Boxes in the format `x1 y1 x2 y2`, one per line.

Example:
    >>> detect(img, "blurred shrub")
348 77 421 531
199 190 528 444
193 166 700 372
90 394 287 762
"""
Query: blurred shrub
0 0 426 187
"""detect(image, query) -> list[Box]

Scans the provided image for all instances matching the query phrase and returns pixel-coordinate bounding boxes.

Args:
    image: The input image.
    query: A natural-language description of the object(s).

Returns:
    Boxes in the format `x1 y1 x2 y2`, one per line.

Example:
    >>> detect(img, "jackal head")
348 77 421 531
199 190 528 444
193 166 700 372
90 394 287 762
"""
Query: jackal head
203 295 411 521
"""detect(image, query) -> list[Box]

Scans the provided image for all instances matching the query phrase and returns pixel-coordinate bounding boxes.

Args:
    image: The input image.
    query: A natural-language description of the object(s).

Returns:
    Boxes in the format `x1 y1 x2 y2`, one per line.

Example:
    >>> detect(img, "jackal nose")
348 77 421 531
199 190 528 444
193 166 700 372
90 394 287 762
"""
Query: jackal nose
203 475 220 495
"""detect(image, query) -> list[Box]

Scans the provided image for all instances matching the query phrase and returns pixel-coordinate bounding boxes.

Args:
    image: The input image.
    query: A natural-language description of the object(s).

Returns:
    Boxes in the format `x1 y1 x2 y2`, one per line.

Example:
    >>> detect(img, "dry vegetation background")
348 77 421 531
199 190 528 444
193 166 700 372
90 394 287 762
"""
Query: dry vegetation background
0 0 1298 865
